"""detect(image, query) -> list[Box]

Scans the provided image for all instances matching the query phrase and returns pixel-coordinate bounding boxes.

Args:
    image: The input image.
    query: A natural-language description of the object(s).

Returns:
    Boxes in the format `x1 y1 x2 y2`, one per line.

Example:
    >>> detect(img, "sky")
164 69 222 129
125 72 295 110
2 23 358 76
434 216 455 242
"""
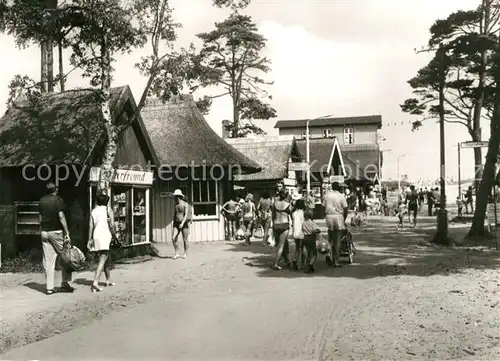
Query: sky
0 0 489 181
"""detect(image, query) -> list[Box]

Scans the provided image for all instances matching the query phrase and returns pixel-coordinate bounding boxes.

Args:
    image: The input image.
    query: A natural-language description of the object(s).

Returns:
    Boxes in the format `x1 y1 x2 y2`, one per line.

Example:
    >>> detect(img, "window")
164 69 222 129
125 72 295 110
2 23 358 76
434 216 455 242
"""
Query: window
343 127 354 144
323 128 333 138
191 180 218 218
301 129 311 139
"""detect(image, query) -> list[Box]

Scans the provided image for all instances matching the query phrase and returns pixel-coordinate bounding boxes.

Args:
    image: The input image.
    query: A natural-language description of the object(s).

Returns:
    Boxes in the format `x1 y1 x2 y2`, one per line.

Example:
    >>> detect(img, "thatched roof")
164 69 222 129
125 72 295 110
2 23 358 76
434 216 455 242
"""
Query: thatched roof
225 135 301 181
140 95 261 173
296 139 379 179
0 85 155 167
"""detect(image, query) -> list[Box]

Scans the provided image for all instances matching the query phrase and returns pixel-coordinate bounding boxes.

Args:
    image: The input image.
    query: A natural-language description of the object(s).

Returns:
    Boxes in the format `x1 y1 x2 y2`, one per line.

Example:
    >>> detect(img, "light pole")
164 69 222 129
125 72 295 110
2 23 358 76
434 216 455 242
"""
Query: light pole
397 154 407 192
305 114 332 196
379 148 392 184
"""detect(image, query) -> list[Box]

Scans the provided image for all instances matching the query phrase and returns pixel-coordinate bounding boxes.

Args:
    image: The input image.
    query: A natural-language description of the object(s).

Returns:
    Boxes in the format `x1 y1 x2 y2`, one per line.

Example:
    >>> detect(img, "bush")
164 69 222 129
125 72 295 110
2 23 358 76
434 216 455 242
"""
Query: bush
0 252 44 273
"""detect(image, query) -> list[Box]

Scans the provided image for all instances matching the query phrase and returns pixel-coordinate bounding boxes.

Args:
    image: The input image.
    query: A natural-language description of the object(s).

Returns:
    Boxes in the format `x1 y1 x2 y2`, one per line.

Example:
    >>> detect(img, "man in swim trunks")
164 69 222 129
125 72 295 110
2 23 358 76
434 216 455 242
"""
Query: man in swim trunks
241 193 256 245
172 189 190 259
257 191 272 246
323 182 348 267
222 193 240 241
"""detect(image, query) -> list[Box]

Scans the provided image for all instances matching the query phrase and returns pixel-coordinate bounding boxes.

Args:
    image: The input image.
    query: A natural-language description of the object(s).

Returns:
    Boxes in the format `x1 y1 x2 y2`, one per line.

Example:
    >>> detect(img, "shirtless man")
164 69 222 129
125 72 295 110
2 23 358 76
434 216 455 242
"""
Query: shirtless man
241 193 256 245
222 193 240 241
172 189 190 259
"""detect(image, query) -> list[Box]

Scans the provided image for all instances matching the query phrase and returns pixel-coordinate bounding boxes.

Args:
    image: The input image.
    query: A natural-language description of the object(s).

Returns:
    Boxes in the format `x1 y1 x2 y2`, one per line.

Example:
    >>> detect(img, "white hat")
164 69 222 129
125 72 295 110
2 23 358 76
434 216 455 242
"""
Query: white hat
173 189 184 197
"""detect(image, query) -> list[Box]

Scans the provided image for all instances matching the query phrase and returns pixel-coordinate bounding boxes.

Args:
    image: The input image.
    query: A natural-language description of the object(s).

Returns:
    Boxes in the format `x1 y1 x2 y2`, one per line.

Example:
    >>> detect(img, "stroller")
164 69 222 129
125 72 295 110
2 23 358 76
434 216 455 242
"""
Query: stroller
340 229 356 264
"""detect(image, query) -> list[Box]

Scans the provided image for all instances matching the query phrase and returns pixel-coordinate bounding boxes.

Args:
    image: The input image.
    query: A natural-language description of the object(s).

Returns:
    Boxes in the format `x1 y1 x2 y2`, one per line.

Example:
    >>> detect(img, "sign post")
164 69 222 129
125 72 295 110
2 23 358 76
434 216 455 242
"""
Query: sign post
460 141 489 149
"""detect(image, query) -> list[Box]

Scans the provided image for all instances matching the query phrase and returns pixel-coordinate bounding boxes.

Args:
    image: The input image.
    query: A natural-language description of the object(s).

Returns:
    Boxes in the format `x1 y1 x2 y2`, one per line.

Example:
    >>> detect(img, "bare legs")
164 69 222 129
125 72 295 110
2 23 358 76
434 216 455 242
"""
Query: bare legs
262 219 271 246
273 229 290 270
327 230 341 267
91 252 112 292
244 221 253 245
173 227 189 259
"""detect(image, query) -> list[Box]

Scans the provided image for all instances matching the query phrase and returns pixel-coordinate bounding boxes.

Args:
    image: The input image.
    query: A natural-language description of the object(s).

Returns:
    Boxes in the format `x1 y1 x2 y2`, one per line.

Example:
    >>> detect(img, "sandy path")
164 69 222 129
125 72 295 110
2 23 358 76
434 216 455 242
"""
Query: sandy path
2 216 500 360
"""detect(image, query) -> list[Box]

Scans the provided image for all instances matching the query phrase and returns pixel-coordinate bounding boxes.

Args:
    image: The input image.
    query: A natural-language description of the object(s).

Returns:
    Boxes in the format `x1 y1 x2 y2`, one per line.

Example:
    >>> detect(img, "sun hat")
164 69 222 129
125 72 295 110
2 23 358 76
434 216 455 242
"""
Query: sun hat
173 189 184 197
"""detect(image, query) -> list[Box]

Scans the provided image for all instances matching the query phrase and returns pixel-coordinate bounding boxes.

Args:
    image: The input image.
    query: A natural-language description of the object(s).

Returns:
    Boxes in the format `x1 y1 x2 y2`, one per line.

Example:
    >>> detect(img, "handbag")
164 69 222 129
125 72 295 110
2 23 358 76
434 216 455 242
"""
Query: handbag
60 244 86 272
107 207 123 250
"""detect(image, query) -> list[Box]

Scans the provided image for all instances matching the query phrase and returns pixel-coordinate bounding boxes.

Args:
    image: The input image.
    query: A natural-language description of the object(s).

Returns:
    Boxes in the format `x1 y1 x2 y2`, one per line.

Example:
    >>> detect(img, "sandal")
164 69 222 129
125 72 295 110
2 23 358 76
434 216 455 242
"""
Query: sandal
105 282 116 287
91 284 102 293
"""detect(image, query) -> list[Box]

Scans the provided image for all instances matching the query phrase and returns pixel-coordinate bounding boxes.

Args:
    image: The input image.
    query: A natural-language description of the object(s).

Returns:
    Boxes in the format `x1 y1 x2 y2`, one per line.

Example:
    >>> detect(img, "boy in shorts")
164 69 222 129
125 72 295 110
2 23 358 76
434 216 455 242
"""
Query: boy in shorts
302 211 321 273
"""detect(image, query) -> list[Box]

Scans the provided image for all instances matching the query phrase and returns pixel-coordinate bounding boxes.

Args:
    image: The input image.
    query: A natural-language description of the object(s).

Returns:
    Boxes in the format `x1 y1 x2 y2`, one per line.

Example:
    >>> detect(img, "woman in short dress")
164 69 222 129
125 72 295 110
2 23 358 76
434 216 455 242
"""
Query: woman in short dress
88 193 115 292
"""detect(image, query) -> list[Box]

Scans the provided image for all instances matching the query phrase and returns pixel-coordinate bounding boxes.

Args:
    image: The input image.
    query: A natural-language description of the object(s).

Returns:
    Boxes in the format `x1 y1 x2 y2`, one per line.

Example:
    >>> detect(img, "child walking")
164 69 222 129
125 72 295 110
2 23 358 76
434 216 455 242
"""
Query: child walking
302 211 321 273
291 199 306 270
396 201 407 229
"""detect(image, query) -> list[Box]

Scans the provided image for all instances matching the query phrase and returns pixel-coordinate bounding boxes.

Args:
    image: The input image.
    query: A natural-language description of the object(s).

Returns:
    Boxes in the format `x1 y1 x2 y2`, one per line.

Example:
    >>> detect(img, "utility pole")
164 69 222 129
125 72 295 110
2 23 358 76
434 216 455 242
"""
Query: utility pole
458 142 461 199
397 154 406 192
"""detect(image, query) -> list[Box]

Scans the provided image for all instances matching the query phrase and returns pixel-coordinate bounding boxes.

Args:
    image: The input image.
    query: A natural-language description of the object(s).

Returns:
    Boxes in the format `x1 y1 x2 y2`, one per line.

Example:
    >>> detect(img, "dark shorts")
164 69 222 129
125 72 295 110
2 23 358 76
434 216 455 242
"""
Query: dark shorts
273 223 289 232
243 217 253 229
174 220 190 230
225 213 238 222
302 235 316 247
408 204 418 211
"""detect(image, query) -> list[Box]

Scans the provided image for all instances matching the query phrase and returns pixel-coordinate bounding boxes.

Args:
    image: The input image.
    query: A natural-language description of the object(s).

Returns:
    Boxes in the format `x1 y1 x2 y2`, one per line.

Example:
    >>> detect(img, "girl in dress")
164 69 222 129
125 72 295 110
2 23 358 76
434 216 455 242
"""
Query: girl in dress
88 194 115 292
291 199 306 270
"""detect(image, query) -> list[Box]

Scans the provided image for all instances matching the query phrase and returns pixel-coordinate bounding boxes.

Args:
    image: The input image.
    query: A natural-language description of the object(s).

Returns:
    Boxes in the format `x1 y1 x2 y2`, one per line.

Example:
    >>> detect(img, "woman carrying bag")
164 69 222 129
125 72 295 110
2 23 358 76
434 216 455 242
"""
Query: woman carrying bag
88 193 117 292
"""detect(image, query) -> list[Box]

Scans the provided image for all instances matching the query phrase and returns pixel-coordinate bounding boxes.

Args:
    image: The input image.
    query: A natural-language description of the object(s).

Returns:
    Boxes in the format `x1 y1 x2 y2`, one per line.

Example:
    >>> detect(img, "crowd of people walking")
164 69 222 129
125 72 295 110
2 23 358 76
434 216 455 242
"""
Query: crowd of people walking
222 181 350 273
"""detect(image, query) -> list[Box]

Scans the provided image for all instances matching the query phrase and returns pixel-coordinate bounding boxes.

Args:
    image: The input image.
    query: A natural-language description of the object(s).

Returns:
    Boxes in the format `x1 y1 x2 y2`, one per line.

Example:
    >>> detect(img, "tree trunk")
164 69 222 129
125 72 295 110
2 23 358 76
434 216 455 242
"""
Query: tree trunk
58 40 65 91
97 31 116 195
40 42 48 93
470 0 490 189
232 97 239 138
468 124 500 237
46 39 54 92
468 30 500 237
473 145 484 186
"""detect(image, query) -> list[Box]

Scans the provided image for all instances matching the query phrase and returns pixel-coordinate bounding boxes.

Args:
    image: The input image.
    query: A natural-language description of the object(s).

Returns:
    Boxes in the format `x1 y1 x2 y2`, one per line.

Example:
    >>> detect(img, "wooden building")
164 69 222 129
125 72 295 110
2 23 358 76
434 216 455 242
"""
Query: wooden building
225 136 303 198
0 85 158 259
296 139 379 190
140 96 260 243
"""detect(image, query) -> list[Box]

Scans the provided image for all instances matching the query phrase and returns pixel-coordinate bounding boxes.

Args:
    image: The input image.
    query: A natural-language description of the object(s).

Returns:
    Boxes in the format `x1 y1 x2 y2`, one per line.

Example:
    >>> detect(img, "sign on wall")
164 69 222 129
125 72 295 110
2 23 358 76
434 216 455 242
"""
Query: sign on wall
89 167 154 186
461 141 489 148
329 175 345 183
288 162 309 171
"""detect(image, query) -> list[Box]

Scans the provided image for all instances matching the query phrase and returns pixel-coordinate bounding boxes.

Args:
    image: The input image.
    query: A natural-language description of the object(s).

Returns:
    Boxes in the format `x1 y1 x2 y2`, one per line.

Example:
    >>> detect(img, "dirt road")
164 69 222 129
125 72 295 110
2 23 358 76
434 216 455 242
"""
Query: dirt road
2 216 500 360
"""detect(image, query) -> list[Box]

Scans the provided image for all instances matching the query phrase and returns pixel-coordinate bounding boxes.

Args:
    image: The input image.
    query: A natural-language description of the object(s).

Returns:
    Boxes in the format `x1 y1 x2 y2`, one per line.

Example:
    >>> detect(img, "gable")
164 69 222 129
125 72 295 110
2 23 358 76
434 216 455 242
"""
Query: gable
114 123 149 169
326 138 346 176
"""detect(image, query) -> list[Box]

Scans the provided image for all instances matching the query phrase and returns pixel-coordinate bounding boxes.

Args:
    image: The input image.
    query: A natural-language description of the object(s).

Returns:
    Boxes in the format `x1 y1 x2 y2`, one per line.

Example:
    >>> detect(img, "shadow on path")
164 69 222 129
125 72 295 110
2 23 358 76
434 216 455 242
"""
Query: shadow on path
225 215 500 280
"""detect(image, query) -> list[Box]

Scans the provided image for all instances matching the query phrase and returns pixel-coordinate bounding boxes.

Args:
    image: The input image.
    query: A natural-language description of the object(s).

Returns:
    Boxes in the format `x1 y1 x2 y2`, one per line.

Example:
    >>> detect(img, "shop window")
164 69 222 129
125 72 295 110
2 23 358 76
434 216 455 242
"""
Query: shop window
343 127 354 144
191 180 218 218
90 185 149 246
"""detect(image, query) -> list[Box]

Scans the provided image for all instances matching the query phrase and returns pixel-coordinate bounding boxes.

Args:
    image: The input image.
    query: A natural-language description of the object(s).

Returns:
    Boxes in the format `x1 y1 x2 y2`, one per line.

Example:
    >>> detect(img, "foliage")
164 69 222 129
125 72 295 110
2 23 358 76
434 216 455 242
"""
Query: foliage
212 0 251 10
132 0 197 107
0 252 44 273
66 0 146 90
195 11 276 137
401 2 500 136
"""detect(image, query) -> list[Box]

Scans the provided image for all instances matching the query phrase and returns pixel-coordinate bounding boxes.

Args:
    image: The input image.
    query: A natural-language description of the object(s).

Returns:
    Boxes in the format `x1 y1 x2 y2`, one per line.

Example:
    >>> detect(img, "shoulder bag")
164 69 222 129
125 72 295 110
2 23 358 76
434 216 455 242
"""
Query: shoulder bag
107 207 123 250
